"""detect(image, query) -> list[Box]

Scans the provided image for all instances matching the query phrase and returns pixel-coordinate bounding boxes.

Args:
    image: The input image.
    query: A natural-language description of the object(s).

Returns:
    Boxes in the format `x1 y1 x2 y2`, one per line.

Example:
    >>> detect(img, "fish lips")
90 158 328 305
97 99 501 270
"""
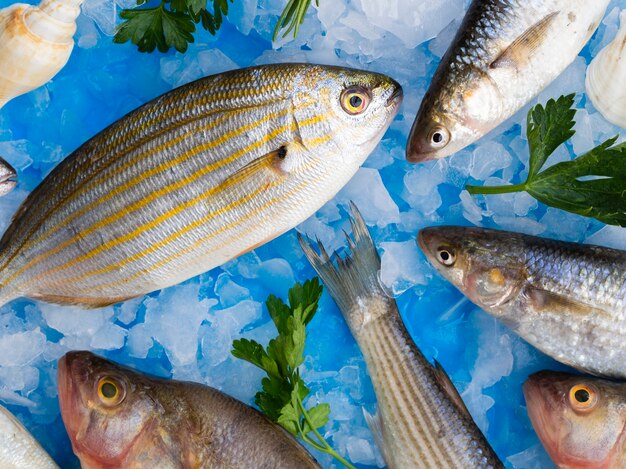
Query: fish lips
58 352 93 443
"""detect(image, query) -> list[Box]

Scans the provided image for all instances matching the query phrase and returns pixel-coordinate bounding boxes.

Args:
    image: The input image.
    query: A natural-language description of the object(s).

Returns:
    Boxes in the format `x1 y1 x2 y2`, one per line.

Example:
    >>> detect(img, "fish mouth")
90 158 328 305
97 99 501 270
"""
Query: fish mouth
416 228 440 263
386 84 403 108
58 352 92 442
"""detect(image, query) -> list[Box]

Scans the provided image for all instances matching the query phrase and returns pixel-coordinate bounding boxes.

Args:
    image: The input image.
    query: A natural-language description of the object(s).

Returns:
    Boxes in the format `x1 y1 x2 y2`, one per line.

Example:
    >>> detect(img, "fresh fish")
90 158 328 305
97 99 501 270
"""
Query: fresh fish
0 403 58 468
0 156 16 197
299 204 502 469
0 64 402 308
524 370 626 468
58 351 320 468
418 226 626 378
406 0 609 162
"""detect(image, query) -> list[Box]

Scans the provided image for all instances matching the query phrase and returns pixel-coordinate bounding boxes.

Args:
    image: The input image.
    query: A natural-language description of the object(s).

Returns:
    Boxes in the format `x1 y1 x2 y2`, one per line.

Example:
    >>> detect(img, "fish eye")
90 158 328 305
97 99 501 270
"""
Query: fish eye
569 384 598 413
340 87 371 115
436 247 456 266
429 126 450 148
97 377 126 407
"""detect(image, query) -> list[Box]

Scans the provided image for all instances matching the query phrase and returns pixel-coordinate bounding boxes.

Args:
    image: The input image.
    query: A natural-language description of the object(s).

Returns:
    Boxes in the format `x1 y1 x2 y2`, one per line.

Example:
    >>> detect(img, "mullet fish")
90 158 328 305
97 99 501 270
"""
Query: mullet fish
418 227 626 378
524 370 626 468
0 403 58 468
407 0 609 162
299 204 502 469
58 351 320 468
0 64 402 308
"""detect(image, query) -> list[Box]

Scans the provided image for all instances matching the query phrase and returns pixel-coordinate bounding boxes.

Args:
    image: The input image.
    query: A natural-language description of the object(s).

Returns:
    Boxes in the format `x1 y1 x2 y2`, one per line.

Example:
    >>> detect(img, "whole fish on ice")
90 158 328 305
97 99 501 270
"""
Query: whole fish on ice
407 0 610 161
418 226 626 378
300 204 502 469
0 63 401 308
524 370 626 468
0 403 58 468
58 351 320 468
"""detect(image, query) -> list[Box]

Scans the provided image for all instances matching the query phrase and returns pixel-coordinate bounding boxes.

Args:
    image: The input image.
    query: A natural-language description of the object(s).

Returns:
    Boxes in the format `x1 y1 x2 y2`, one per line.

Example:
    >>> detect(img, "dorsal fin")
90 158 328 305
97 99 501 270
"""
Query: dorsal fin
433 360 472 420
490 12 559 70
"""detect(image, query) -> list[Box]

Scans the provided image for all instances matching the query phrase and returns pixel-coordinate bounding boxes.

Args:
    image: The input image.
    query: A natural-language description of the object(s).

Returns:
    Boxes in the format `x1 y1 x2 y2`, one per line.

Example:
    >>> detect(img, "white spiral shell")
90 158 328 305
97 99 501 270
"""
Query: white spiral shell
0 0 84 108
586 10 626 129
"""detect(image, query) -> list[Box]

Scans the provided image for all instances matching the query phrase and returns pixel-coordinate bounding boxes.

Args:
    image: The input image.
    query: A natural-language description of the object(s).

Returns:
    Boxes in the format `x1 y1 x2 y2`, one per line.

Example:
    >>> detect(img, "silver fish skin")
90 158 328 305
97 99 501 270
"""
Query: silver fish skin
300 204 502 469
418 226 626 378
0 156 16 197
0 63 401 308
0 403 59 469
58 351 320 469
524 370 626 469
407 0 610 162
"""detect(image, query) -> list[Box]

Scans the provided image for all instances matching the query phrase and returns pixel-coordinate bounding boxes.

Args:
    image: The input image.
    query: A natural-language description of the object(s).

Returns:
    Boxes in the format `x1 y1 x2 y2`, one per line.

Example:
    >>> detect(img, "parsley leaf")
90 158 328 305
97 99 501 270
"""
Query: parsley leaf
114 0 233 54
466 95 626 227
232 278 355 468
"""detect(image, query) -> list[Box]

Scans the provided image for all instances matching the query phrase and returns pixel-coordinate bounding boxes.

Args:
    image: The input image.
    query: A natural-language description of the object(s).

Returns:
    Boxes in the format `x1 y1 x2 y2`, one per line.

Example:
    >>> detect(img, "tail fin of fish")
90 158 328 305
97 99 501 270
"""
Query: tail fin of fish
0 156 16 197
298 202 395 332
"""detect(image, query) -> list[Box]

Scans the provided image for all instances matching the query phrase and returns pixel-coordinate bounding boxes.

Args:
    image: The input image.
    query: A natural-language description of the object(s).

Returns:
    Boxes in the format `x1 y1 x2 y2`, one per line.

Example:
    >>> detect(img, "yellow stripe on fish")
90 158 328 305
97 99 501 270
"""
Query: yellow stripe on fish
0 64 401 307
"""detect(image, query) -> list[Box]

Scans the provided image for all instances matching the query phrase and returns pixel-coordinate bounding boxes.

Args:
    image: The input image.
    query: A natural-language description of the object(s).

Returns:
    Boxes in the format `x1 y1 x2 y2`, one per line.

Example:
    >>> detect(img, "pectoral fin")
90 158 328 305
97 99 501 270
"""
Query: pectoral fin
363 408 390 463
433 360 472 420
490 12 559 70
525 286 606 317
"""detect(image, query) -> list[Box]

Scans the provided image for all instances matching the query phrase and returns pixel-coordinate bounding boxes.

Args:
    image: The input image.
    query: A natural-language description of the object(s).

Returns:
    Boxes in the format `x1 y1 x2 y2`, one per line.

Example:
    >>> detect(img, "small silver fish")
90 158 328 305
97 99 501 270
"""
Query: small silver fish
0 403 58 468
524 370 626 468
407 0 609 161
418 226 626 378
0 156 16 197
300 204 502 469
58 351 320 468
0 64 401 308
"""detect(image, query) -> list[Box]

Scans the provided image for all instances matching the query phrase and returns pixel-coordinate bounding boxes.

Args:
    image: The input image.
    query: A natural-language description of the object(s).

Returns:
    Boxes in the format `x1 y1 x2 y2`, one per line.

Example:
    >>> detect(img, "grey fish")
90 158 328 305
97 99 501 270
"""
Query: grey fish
407 0 609 162
0 156 16 197
418 226 626 378
300 204 502 469
0 63 401 308
58 351 320 468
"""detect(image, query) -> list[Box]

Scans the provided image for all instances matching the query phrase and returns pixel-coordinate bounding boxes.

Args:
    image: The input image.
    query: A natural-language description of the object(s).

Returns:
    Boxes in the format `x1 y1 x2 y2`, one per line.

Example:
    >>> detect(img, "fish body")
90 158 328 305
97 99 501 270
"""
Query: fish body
0 403 59 469
407 0 609 161
0 156 16 197
418 226 626 378
300 205 502 469
0 63 401 308
524 370 626 468
58 351 320 469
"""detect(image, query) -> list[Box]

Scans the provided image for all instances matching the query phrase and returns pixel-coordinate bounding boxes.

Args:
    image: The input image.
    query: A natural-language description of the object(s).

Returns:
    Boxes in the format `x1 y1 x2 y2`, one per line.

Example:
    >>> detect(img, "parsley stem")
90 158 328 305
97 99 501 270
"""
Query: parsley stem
296 395 356 469
465 182 528 195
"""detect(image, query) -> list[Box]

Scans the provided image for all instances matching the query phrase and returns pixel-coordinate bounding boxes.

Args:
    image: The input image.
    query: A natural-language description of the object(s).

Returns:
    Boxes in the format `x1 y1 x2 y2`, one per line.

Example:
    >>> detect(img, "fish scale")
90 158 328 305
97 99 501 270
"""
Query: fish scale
418 227 626 379
0 63 401 307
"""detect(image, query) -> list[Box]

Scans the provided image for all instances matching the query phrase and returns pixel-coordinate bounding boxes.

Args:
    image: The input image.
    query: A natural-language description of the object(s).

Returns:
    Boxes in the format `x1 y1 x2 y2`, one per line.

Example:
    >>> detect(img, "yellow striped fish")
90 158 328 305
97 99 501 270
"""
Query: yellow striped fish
0 64 402 308
299 204 502 469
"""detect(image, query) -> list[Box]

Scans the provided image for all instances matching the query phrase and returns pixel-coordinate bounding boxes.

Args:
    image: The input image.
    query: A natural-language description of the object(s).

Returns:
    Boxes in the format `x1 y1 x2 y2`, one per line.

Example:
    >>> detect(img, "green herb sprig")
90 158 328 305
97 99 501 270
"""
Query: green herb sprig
232 278 354 469
273 0 318 41
113 0 233 53
466 94 626 226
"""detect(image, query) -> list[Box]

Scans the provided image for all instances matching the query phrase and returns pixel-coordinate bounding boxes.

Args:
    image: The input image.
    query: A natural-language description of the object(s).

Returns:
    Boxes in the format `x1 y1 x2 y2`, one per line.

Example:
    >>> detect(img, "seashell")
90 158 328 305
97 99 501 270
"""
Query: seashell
0 0 84 108
586 10 626 129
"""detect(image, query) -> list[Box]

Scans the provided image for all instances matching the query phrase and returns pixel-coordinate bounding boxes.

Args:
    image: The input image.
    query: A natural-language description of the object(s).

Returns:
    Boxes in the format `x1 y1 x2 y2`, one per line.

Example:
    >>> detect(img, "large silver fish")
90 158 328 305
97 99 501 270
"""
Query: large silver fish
407 0 609 162
58 351 320 468
418 227 626 378
524 370 626 469
0 403 58 468
300 205 502 469
0 64 401 308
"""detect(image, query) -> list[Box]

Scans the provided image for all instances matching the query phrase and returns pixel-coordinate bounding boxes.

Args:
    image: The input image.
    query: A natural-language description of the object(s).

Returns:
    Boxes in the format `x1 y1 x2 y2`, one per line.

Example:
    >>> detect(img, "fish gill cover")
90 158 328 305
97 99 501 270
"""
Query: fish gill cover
0 0 624 467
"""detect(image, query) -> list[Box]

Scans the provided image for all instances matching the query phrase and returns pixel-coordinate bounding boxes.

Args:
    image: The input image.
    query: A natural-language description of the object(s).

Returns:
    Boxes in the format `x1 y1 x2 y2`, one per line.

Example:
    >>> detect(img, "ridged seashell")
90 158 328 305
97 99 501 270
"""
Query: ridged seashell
586 10 626 129
0 0 84 108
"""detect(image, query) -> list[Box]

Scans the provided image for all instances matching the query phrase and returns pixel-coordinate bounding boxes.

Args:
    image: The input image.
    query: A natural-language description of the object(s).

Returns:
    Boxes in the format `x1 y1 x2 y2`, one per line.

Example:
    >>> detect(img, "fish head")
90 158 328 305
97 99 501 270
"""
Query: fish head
406 71 501 162
294 65 403 158
58 351 158 466
417 226 525 311
524 371 626 468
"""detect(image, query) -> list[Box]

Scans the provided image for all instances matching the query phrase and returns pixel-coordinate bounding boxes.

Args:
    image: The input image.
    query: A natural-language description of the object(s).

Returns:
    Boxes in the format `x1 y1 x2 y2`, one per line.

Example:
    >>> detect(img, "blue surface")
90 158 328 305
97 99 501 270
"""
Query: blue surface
0 0 624 467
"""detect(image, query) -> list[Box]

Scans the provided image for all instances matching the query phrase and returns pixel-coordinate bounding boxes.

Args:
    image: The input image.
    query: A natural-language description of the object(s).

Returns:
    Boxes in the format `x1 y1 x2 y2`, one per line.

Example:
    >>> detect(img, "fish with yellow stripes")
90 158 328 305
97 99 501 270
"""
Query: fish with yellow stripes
0 63 402 308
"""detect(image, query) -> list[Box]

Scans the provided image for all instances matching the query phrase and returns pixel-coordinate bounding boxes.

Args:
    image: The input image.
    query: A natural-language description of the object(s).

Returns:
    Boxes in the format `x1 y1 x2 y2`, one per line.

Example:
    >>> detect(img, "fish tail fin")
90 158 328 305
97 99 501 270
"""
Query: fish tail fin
0 156 16 197
298 202 393 331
